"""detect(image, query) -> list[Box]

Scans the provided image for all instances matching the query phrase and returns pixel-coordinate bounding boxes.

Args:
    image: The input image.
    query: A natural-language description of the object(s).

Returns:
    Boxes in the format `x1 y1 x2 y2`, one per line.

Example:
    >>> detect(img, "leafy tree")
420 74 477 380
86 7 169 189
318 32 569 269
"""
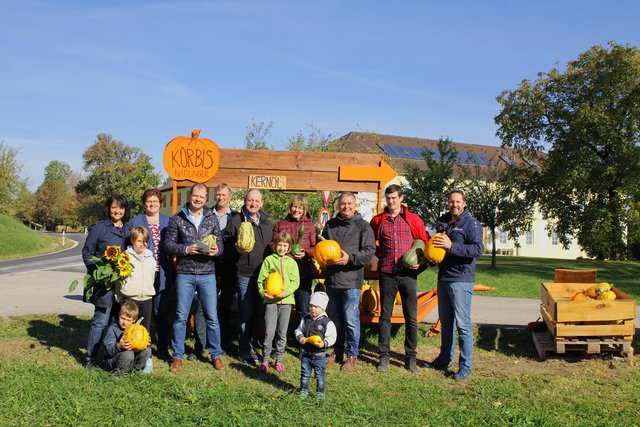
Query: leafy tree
76 134 161 224
0 141 30 216
35 160 78 230
286 125 338 152
495 42 640 259
404 138 462 229
462 165 535 268
245 119 274 150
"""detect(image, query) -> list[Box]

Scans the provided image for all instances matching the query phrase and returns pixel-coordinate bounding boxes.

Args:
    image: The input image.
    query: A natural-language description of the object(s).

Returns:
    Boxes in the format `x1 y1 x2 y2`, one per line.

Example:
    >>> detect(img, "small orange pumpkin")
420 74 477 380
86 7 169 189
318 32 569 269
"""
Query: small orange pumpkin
264 272 284 296
571 292 587 301
313 238 342 267
123 323 150 352
163 129 220 182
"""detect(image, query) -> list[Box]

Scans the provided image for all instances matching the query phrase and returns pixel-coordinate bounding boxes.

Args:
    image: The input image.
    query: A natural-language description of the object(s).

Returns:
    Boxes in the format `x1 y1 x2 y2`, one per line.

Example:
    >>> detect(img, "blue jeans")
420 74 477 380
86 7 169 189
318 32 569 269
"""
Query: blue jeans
236 276 262 356
300 352 327 394
172 273 222 359
437 281 474 372
326 287 361 358
86 305 112 362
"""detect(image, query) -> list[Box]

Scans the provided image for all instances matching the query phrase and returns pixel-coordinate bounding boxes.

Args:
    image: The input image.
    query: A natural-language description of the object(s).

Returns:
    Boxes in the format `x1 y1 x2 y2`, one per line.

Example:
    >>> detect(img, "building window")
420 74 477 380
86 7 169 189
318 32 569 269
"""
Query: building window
499 230 508 244
551 232 558 246
525 230 534 245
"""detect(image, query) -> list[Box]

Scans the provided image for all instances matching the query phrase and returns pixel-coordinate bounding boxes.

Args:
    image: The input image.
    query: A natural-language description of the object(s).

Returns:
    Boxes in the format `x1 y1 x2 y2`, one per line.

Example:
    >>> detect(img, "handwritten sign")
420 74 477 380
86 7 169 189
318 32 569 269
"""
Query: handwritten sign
163 129 220 182
249 175 287 190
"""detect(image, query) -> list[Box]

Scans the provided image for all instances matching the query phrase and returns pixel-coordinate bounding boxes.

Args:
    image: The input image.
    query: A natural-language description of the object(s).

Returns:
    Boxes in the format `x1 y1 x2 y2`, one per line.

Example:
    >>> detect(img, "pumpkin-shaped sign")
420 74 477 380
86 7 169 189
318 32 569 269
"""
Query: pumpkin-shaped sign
163 129 220 182
265 272 285 296
123 323 150 352
313 238 342 267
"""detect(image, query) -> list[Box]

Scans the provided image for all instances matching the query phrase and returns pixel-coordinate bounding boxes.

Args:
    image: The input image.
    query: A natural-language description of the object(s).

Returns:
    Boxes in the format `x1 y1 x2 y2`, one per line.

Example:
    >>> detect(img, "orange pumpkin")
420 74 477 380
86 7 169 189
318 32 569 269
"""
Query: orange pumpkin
123 323 150 352
314 239 342 267
571 292 587 301
425 232 447 263
162 129 220 182
264 272 284 296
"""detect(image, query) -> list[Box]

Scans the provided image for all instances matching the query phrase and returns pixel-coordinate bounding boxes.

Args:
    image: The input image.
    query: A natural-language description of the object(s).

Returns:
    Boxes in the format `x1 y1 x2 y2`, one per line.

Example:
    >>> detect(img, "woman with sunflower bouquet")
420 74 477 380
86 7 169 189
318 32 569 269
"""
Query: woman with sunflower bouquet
80 194 131 367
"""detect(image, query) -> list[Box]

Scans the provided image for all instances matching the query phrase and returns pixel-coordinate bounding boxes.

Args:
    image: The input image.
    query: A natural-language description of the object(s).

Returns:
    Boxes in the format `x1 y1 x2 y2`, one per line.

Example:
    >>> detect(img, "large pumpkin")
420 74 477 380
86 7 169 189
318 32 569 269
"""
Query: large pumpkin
264 272 284 296
425 232 447 263
123 323 150 352
314 238 342 267
360 282 378 313
162 129 220 182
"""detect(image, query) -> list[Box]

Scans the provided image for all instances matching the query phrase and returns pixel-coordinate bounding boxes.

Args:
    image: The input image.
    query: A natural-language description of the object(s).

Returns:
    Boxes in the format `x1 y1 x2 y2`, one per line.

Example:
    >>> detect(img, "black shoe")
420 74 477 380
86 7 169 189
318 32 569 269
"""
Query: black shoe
377 356 390 372
405 358 418 373
187 353 198 362
422 359 451 370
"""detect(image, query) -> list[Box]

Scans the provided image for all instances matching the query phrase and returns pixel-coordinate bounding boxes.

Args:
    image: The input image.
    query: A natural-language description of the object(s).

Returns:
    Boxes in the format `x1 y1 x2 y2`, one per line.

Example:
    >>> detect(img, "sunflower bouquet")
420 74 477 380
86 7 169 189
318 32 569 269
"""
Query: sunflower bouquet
69 245 135 301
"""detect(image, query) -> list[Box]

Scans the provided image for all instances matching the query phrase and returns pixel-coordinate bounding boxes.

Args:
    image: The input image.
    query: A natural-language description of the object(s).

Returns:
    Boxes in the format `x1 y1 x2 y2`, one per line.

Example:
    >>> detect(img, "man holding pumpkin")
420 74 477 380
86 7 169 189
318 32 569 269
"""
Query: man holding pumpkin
322 192 375 372
164 183 225 373
423 189 483 382
370 184 430 373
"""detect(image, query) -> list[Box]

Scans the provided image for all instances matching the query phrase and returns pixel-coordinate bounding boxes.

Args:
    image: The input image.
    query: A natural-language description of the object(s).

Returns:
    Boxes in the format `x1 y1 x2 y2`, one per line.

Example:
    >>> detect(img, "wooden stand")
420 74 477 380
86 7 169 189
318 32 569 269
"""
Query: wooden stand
532 330 633 360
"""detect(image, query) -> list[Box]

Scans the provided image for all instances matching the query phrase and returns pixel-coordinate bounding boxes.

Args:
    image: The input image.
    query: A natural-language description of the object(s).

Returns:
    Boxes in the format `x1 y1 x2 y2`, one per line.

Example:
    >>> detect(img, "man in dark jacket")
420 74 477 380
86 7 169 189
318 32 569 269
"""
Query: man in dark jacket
423 190 483 382
164 183 225 373
322 192 375 372
370 184 430 373
225 189 273 365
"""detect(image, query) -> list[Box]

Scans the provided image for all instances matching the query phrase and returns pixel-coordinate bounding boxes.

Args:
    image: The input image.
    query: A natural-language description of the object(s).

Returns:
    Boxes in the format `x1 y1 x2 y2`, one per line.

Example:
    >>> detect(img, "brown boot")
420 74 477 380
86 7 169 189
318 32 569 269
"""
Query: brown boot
326 353 343 365
170 358 183 373
212 357 225 370
340 356 357 372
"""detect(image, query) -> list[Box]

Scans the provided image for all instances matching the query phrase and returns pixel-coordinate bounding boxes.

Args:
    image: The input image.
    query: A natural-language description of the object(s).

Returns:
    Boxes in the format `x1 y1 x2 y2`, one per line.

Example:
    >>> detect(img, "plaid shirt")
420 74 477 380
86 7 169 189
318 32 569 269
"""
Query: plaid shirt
378 214 414 274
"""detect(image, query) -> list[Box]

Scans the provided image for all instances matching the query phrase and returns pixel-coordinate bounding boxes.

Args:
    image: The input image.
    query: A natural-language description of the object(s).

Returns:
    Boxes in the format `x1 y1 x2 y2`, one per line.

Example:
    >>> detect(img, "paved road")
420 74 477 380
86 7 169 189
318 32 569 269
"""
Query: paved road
0 240 638 330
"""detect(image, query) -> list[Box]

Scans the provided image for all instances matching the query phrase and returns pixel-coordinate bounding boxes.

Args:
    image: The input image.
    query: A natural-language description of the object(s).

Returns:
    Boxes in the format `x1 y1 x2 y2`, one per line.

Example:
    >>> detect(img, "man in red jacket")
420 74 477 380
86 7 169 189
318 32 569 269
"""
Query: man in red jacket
370 184 429 372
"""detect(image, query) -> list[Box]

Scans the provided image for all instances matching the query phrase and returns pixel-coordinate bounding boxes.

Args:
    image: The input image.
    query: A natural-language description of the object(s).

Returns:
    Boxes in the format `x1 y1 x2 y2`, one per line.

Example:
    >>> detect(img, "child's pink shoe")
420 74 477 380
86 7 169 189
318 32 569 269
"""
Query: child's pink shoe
275 361 285 373
259 362 269 373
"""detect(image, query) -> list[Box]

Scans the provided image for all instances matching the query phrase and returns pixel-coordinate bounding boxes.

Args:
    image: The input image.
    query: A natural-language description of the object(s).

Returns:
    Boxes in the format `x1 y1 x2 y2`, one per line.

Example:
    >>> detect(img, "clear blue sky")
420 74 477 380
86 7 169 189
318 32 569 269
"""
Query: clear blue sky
2 0 639 189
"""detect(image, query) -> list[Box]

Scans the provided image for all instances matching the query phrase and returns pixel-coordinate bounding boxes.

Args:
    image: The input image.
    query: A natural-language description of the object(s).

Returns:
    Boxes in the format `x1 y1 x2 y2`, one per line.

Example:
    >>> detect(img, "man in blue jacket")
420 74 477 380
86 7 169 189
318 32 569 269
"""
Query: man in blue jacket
164 183 225 373
423 190 483 382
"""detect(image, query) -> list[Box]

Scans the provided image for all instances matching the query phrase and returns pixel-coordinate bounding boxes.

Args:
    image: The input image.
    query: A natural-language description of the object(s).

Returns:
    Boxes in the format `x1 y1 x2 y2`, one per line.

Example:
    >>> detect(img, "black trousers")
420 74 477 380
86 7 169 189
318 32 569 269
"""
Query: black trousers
378 271 418 359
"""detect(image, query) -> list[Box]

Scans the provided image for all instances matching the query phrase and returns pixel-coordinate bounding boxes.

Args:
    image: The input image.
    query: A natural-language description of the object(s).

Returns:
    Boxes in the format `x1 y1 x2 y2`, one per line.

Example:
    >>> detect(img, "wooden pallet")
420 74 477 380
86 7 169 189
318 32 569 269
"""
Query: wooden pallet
532 330 634 361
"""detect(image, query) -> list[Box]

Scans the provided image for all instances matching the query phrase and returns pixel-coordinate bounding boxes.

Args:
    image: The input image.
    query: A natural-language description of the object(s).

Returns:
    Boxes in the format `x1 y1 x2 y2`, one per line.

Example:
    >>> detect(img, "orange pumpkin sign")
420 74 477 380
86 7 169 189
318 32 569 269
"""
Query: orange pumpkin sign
163 129 220 182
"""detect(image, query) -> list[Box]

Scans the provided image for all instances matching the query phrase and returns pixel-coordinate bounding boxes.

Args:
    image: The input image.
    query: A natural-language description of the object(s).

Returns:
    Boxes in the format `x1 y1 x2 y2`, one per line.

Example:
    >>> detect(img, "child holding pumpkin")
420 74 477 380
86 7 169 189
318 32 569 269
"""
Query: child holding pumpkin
295 291 336 399
102 299 151 375
257 232 300 373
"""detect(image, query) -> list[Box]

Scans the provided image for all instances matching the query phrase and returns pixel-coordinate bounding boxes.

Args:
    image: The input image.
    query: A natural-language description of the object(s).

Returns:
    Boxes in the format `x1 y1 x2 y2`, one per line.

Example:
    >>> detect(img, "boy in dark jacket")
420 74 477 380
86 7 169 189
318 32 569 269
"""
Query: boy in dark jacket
102 300 151 375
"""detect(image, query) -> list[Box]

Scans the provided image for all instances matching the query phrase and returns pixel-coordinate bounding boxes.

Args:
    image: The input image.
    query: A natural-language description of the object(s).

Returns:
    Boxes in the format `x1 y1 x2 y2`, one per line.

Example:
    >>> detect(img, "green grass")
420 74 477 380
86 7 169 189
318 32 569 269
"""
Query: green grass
0 214 71 260
418 256 640 301
1 314 639 426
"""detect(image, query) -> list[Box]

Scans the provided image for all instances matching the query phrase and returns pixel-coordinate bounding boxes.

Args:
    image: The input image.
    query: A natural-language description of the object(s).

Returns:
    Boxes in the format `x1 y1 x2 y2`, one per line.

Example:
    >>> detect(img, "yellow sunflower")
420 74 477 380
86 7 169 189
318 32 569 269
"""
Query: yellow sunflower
119 266 133 278
118 253 131 266
104 246 121 260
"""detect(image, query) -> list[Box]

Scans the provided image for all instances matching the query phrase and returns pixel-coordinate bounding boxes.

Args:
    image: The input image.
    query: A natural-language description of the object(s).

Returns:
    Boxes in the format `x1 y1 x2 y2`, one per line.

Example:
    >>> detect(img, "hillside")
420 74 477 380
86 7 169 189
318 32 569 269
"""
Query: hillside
0 214 65 260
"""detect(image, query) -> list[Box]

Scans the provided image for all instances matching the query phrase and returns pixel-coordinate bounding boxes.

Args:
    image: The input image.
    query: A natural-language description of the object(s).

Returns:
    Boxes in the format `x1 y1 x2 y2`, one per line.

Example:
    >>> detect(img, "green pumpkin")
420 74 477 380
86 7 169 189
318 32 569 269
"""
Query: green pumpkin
402 240 425 268
290 225 305 255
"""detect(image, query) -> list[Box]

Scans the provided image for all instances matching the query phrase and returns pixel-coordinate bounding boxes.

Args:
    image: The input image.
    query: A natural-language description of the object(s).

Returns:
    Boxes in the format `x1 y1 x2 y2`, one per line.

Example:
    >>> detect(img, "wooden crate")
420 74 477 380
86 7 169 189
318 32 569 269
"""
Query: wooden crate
540 282 636 339
532 330 633 360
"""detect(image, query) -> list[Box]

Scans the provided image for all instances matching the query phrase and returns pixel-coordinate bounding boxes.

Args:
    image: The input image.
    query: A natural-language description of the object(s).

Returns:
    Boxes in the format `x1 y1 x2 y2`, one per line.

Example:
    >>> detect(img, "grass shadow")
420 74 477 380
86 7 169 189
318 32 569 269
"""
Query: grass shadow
476 324 537 358
26 314 89 363
229 361 298 392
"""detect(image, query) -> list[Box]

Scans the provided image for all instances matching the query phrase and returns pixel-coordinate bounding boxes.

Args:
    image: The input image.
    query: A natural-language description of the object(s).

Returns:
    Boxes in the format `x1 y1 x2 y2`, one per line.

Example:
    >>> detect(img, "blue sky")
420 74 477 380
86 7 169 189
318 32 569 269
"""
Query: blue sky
2 0 639 189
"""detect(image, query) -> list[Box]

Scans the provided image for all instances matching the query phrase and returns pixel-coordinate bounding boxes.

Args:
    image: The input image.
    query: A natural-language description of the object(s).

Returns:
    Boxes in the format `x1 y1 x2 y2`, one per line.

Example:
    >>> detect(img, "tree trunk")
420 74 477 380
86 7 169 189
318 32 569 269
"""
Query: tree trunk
491 226 497 269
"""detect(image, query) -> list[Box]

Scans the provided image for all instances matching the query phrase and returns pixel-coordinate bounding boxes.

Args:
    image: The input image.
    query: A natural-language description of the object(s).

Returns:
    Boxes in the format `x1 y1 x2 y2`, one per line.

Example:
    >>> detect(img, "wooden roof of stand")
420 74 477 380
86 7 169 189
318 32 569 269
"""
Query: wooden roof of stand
172 148 392 193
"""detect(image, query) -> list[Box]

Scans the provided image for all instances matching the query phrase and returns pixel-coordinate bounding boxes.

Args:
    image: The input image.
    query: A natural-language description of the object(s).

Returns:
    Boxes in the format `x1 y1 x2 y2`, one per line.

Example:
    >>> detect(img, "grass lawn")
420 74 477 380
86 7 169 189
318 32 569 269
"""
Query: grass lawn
1 314 639 426
418 255 640 301
0 214 72 260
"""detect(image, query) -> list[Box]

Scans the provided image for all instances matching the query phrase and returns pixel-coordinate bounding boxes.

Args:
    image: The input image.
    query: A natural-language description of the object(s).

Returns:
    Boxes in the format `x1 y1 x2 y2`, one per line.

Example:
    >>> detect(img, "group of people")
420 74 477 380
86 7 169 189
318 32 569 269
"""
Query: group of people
81 182 483 397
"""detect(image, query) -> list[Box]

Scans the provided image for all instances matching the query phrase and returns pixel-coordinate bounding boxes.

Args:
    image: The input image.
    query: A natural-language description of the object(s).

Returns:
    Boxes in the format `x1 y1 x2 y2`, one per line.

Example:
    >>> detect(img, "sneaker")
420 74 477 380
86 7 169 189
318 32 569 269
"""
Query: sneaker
249 349 260 363
187 353 198 362
340 356 357 372
405 358 418 373
143 357 153 374
316 392 325 400
422 359 451 370
377 356 390 372
453 370 472 382
275 361 285 373
259 362 269 373
299 389 309 399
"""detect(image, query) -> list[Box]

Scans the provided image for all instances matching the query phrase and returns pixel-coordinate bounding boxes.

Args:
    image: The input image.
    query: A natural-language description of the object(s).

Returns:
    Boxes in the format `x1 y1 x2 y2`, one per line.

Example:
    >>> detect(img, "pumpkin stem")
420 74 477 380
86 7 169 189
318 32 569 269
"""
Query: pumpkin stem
317 235 326 241
191 129 201 140
136 317 144 325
